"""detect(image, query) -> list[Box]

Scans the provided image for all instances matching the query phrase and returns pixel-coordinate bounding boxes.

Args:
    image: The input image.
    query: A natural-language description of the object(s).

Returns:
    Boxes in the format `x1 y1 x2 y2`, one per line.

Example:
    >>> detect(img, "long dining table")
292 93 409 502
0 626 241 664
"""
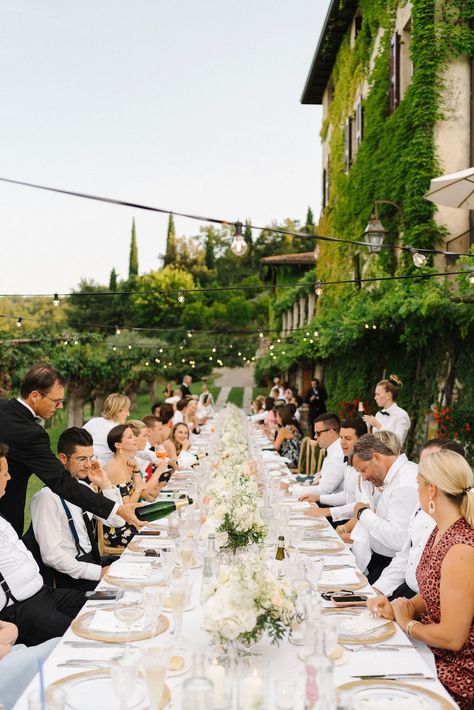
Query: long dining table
11 417 459 710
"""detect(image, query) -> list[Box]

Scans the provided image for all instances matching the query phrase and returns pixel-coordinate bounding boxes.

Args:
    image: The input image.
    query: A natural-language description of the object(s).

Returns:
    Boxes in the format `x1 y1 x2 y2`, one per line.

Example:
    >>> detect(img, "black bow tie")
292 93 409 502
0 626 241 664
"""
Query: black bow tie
380 410 390 416
343 456 349 463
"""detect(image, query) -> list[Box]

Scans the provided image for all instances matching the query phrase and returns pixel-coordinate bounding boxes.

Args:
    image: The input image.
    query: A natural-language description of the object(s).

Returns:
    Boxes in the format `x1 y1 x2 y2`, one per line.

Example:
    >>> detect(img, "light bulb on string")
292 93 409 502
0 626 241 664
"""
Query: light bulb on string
469 271 474 285
315 281 323 297
178 290 186 304
181 358 185 363
74 340 79 345
314 331 319 337
230 221 248 256
259 331 263 339
155 358 160 363
187 331 193 338
16 317 22 328
145 361 149 367
112 346 117 351
408 247 427 268
115 325 121 336
53 293 60 307
212 347 216 352
128 345 132 350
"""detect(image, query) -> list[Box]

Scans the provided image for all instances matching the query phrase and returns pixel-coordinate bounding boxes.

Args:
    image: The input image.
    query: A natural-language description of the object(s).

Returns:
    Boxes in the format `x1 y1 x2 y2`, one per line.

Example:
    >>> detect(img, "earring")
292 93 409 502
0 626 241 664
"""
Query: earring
428 499 435 515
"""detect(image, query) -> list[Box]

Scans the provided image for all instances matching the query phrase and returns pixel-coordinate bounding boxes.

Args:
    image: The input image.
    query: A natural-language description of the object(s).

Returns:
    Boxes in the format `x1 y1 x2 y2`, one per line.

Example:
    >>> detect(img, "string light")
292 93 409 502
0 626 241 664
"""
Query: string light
187 331 193 338
408 247 428 268
145 361 149 366
469 271 474 286
230 221 248 257
53 293 60 306
115 325 121 335
315 281 323 297
128 344 132 350
259 331 263 339
177 290 186 304
16 317 22 328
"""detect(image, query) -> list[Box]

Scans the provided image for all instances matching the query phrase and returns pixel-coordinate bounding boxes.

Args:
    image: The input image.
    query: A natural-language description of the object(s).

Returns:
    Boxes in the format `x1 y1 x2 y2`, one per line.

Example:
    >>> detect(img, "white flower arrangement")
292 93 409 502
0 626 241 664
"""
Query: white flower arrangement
203 552 298 646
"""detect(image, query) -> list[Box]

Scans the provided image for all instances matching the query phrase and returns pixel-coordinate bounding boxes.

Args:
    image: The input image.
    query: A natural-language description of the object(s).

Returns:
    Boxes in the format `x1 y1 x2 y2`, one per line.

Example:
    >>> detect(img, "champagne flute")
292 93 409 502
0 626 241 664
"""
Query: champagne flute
110 651 139 710
141 644 170 710
113 588 145 648
143 585 164 635
169 575 188 644
178 539 195 573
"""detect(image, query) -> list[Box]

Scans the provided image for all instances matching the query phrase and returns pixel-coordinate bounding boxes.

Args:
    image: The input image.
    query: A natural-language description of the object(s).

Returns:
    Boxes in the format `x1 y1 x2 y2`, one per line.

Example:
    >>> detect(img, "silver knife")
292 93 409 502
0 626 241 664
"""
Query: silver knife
354 673 435 680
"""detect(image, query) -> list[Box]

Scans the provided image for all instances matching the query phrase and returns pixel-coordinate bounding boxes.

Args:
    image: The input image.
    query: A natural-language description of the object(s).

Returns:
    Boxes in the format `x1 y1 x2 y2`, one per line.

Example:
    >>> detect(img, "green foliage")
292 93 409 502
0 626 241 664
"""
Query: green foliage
163 213 177 266
129 218 139 277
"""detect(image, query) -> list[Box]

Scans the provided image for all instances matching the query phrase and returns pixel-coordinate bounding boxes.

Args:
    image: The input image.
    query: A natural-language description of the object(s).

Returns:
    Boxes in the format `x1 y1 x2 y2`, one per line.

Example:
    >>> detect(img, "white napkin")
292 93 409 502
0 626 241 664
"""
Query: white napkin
262 450 280 460
109 562 153 580
289 501 312 510
339 610 392 635
318 568 360 586
89 609 146 633
289 519 325 528
299 539 342 551
177 450 197 468
347 647 432 678
137 537 166 549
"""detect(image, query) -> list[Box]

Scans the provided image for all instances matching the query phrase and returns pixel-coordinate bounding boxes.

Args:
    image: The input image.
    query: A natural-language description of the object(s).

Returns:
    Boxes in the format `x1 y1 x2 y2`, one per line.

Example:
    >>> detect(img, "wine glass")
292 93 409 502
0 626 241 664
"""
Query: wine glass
110 651 139 710
169 575 188 644
141 643 171 710
143 585 164 635
113 588 145 648
178 539 195 574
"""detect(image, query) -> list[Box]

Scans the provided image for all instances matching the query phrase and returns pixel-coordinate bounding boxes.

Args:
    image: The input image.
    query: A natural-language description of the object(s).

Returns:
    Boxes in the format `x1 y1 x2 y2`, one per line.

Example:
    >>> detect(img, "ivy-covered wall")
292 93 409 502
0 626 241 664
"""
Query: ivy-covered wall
257 0 474 457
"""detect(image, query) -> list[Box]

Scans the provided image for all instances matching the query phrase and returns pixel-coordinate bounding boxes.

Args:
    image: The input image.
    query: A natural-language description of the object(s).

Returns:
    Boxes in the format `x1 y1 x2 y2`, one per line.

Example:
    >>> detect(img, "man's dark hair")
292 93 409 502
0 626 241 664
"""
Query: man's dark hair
422 437 466 458
264 396 275 412
341 417 368 438
107 424 131 453
142 415 162 428
0 442 9 458
151 401 162 414
176 398 188 412
311 378 320 385
57 427 93 457
315 412 341 433
20 364 67 399
160 403 174 425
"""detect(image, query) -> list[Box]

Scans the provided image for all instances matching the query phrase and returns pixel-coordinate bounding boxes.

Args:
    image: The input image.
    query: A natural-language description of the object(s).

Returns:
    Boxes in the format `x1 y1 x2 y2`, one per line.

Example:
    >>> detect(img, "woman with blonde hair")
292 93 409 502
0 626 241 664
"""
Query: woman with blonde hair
83 393 131 466
363 374 411 445
368 450 474 709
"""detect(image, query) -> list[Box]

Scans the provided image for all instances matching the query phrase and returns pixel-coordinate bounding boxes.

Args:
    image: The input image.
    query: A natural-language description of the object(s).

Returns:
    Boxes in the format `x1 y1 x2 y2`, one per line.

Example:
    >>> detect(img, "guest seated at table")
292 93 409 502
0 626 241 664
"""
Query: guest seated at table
288 394 304 421
167 423 195 469
0 621 59 710
293 413 345 499
150 400 162 417
83 393 131 466
250 396 266 424
198 384 215 419
350 432 418 584
172 398 189 425
362 374 411 445
367 449 474 709
273 404 302 468
159 402 175 429
30 428 125 592
372 437 466 600
303 418 368 522
184 398 204 434
0 444 86 645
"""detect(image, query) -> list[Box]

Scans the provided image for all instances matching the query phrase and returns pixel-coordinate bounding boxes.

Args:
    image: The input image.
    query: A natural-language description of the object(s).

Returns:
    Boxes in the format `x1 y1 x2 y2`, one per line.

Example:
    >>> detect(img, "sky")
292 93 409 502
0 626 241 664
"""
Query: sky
0 0 331 294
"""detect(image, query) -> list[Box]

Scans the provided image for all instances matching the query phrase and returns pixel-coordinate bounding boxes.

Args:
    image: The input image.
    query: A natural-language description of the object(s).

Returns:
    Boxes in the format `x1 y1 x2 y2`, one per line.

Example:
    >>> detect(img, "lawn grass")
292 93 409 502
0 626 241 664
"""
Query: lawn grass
23 379 220 531
252 386 268 401
227 387 244 407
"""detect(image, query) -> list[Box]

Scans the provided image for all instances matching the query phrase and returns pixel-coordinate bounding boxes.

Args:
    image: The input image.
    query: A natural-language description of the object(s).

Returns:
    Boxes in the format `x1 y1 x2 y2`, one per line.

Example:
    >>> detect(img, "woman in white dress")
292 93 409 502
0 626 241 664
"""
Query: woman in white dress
83 393 130 466
363 374 411 445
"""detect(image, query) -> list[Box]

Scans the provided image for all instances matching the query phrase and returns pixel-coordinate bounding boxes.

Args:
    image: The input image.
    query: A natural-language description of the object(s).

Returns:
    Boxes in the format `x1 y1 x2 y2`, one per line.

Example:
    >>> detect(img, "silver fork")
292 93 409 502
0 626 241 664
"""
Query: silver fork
342 643 400 653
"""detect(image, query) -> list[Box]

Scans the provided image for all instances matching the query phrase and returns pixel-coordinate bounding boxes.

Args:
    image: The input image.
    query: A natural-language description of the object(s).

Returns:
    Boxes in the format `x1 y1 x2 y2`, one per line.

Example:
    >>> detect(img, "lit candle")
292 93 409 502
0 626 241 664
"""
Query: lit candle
206 658 226 708
241 668 264 710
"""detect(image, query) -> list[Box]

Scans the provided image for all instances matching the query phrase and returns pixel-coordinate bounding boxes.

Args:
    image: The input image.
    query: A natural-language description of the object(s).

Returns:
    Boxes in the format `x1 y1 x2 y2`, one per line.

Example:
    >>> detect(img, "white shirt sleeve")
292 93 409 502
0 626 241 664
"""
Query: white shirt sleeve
372 537 411 596
358 485 419 555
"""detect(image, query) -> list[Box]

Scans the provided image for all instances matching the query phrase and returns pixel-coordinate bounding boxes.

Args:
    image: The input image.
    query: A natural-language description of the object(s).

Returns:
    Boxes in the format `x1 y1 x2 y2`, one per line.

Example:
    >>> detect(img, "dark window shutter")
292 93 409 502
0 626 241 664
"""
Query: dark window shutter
322 168 327 209
356 99 364 147
325 157 330 206
344 117 353 173
389 32 401 113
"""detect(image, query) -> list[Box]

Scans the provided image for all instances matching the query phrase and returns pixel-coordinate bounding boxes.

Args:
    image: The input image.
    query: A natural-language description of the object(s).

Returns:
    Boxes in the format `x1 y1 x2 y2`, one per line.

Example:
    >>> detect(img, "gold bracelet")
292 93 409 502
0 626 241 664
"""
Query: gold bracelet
405 620 420 638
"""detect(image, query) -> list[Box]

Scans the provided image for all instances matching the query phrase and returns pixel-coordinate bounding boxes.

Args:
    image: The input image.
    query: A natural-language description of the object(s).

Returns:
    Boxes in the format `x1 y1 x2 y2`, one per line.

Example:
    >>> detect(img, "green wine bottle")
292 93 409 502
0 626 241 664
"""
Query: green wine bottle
136 497 193 522
275 535 286 561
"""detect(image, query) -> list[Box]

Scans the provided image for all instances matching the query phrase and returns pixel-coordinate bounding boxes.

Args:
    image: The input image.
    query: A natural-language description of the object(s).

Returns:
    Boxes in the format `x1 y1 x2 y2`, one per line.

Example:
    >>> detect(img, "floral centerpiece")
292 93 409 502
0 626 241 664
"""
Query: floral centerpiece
205 405 266 553
202 552 299 647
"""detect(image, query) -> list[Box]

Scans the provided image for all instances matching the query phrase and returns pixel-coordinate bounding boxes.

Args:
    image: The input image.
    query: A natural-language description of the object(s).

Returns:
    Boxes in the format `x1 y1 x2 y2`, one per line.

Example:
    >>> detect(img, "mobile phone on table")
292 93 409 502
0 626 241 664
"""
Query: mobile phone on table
331 594 368 606
85 590 117 600
135 530 162 536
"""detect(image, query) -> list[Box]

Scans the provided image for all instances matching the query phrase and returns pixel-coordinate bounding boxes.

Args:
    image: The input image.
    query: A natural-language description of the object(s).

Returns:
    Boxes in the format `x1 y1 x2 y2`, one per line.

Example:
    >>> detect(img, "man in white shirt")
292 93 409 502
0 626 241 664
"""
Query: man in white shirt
372 437 466 599
302 417 368 522
351 433 419 584
31 427 125 592
293 414 345 499
0 443 86 646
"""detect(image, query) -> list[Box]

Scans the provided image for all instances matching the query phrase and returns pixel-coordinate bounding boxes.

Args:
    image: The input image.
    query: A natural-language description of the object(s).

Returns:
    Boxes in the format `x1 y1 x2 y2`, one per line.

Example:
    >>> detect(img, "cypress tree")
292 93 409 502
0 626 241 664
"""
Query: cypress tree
305 207 315 232
129 219 139 277
204 230 215 270
164 213 177 266
109 267 118 291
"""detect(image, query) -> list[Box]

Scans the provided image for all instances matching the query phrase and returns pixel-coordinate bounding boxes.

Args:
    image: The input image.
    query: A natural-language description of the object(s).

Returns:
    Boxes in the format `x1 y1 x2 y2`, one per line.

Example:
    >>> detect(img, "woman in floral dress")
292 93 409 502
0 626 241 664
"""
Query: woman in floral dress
273 404 302 468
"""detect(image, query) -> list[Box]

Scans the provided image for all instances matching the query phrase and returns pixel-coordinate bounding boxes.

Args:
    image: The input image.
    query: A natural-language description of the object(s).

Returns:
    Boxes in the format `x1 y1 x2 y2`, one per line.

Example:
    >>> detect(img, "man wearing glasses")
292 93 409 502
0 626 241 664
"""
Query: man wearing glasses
0 364 143 536
30 428 124 591
292 413 345 500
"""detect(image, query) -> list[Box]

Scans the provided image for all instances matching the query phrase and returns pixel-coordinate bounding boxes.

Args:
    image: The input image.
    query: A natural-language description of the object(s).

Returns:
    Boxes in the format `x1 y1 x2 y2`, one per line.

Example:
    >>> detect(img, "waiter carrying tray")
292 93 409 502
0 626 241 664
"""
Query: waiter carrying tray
0 364 143 535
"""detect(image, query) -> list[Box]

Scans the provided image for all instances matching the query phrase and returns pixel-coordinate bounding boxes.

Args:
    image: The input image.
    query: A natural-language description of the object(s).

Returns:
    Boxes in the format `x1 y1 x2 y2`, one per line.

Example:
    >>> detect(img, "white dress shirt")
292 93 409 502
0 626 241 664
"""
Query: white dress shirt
292 438 345 498
319 463 359 521
172 410 184 425
357 454 419 557
83 417 117 466
30 482 124 581
0 516 43 610
373 508 435 596
375 403 411 445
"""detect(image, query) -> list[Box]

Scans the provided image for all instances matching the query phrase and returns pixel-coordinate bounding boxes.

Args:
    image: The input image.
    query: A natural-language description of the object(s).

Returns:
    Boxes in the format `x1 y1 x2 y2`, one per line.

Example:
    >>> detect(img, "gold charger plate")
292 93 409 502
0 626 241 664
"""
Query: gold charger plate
127 537 169 553
49 669 170 709
317 570 368 592
297 539 346 555
337 679 455 709
104 566 167 588
288 518 328 529
71 609 169 643
321 607 395 645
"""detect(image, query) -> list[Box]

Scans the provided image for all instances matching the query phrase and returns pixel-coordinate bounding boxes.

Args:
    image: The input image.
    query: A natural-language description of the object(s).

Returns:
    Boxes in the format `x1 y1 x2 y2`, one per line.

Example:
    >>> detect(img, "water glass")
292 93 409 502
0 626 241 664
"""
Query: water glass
143 585 164 633
274 679 296 709
113 588 145 647
110 651 140 710
169 575 188 642
141 643 170 710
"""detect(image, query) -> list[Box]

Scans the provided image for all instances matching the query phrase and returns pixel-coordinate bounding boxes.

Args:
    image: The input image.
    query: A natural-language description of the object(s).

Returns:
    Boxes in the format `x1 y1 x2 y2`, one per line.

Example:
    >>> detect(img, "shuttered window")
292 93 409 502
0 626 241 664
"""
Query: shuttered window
389 32 401 113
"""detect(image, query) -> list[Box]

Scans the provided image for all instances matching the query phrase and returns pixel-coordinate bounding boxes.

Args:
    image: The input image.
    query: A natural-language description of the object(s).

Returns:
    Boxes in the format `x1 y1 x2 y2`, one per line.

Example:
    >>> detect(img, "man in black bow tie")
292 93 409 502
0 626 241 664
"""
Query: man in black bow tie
304 377 328 434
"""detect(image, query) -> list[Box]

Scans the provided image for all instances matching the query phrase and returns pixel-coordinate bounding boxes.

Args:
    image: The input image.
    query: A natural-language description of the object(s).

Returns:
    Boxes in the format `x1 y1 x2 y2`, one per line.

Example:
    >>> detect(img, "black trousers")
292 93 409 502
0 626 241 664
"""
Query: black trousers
0 585 86 646
53 555 117 592
390 580 417 601
367 551 393 585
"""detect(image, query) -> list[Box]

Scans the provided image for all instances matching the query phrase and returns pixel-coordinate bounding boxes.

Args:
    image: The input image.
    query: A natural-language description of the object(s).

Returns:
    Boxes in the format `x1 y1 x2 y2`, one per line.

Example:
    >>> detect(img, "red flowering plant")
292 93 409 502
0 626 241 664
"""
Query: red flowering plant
432 405 473 449
336 399 372 419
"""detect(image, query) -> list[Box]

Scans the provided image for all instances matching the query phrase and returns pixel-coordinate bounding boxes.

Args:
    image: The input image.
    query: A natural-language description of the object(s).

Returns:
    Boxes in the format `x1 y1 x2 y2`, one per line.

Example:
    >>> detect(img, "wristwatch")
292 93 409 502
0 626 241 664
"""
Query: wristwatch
356 506 369 520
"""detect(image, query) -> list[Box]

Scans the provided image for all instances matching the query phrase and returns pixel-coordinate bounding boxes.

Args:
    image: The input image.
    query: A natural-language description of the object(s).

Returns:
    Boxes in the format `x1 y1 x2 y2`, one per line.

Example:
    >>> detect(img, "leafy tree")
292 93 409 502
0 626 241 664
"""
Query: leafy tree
129 219 139 277
131 266 199 330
